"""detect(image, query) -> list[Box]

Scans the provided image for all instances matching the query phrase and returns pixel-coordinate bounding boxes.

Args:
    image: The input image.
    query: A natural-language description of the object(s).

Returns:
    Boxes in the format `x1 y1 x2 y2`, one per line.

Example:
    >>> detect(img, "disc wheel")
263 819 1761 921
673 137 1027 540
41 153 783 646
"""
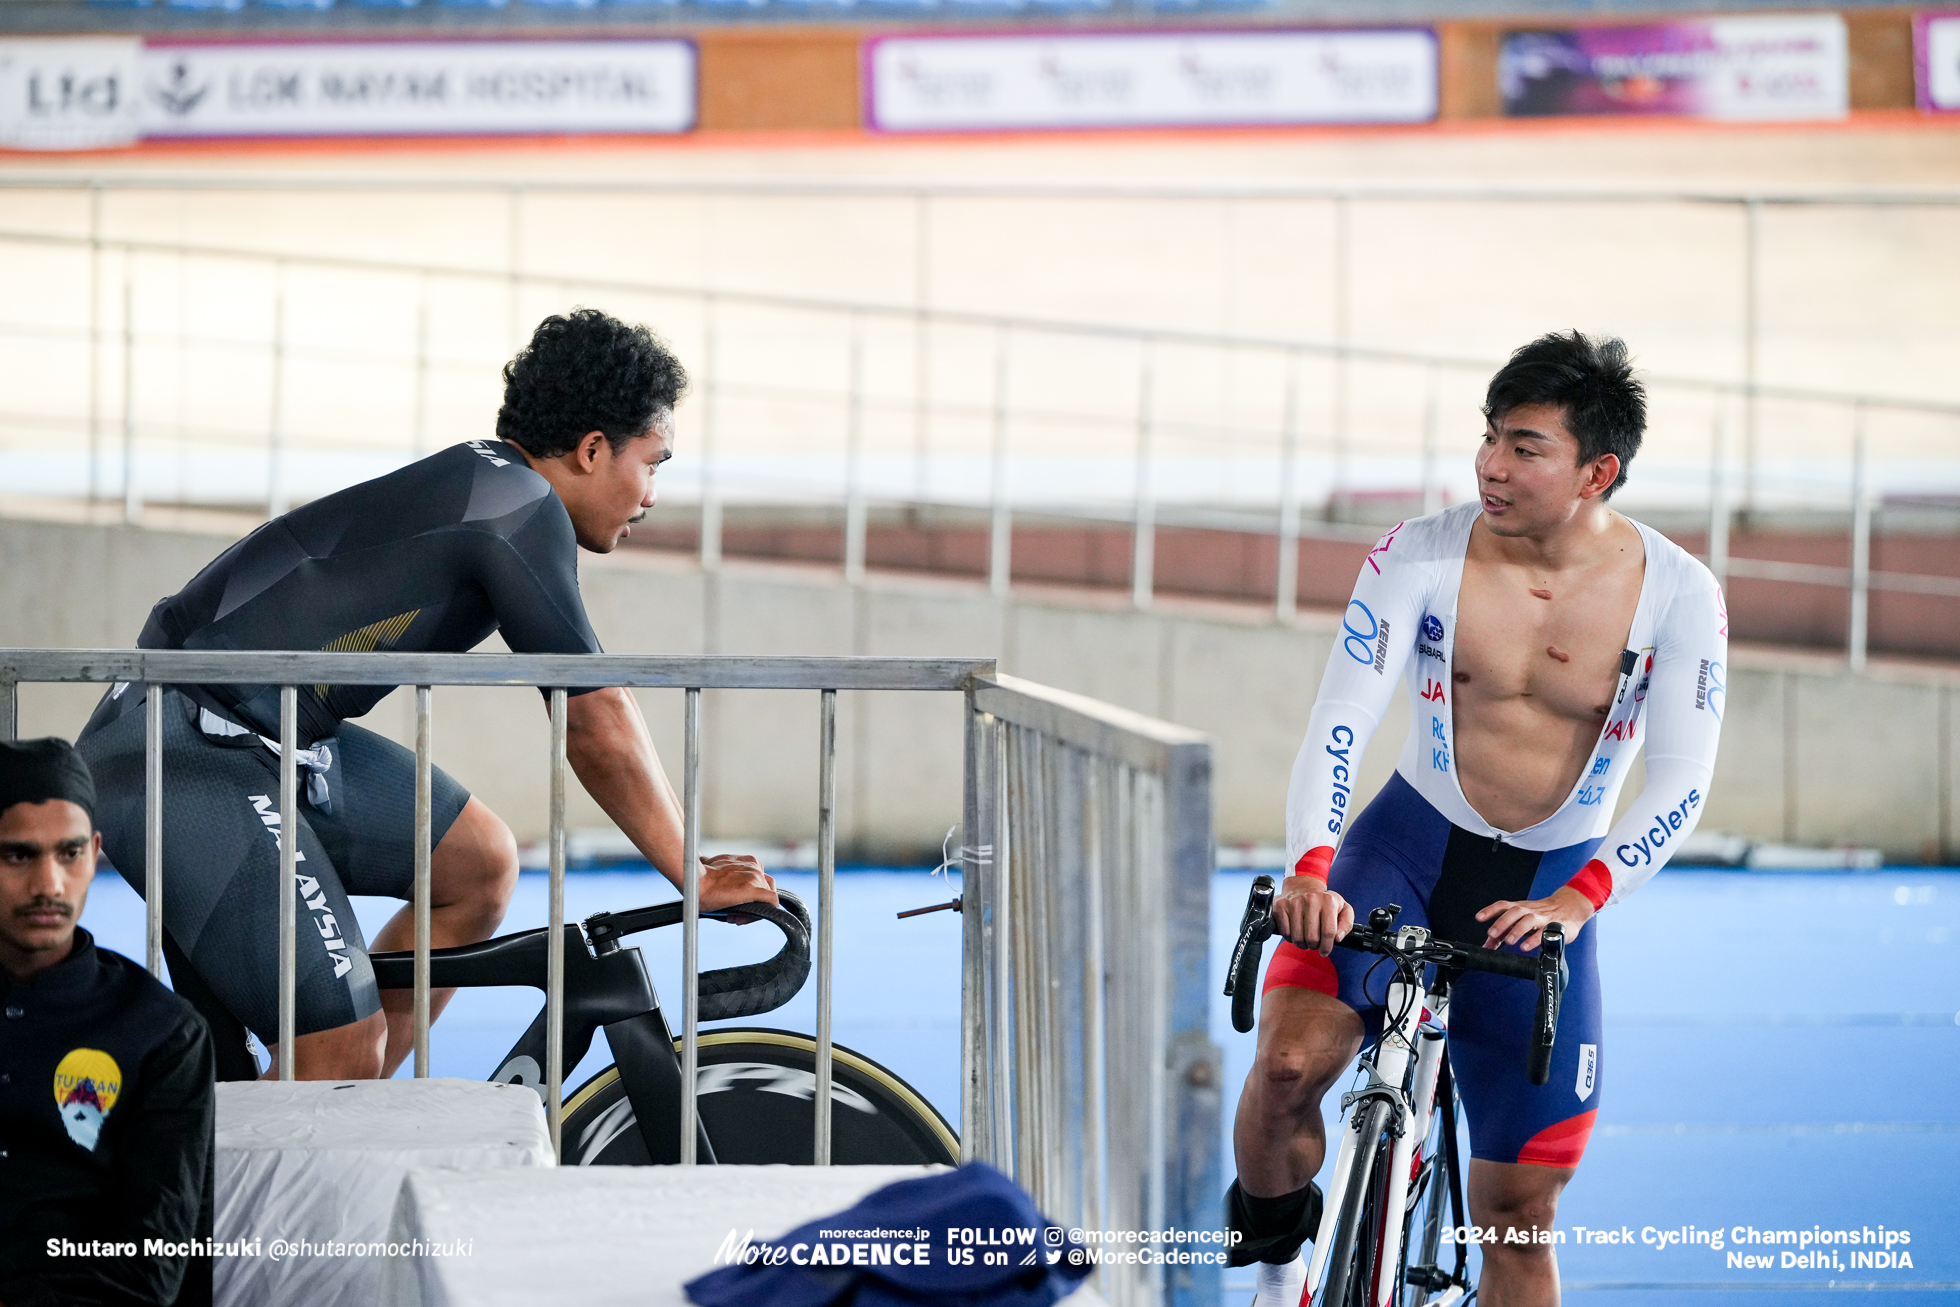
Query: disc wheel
561 1027 959 1167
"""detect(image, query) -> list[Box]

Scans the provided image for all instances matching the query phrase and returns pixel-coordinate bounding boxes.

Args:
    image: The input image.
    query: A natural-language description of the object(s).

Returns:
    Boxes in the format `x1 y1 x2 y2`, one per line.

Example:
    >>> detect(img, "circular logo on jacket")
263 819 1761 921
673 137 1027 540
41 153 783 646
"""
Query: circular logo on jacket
1421 615 1445 643
53 1048 122 1152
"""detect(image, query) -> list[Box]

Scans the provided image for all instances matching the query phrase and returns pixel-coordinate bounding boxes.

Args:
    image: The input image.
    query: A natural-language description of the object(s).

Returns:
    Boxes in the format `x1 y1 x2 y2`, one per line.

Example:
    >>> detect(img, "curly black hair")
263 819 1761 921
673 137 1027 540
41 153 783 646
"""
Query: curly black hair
496 309 687 459
1483 330 1645 498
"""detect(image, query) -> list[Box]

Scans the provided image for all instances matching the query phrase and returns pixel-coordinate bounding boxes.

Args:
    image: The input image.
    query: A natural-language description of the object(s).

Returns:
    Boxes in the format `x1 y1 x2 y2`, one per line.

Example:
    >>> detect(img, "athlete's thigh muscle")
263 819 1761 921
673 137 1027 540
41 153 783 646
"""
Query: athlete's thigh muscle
77 687 381 1041
303 720 470 900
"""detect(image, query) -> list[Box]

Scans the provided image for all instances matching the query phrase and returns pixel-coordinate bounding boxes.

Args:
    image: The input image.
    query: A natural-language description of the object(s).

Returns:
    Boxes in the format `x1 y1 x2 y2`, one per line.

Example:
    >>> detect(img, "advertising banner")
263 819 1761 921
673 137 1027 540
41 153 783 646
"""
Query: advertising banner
0 38 142 151
1918 12 1960 112
866 30 1437 133
135 40 696 138
1499 14 1847 121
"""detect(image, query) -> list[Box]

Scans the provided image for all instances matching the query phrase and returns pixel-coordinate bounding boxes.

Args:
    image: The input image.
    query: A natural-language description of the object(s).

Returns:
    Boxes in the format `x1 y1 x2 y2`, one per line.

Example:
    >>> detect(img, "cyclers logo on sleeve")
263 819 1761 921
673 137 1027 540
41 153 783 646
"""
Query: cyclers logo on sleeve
1342 601 1391 675
1323 725 1356 836
248 795 353 980
1612 789 1703 870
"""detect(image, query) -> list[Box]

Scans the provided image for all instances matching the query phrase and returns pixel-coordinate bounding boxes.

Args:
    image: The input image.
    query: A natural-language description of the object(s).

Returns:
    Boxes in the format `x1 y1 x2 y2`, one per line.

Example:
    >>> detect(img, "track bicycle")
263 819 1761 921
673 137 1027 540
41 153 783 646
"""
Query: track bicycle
169 889 959 1167
1225 875 1568 1307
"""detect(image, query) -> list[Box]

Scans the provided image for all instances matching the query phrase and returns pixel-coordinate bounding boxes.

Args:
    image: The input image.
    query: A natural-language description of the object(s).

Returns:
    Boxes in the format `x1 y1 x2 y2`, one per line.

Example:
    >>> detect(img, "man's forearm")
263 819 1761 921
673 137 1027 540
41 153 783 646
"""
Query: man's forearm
565 687 687 885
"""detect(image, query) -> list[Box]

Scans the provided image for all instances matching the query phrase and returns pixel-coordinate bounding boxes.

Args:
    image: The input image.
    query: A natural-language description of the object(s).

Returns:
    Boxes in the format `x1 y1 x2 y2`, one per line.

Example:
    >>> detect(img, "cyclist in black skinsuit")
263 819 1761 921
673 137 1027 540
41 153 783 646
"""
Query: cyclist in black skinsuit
77 309 777 1080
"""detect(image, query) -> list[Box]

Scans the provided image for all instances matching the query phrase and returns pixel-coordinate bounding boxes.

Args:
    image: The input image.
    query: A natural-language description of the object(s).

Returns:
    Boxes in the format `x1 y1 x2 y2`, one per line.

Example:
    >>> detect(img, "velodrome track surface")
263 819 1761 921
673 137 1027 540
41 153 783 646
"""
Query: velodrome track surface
83 863 1959 1301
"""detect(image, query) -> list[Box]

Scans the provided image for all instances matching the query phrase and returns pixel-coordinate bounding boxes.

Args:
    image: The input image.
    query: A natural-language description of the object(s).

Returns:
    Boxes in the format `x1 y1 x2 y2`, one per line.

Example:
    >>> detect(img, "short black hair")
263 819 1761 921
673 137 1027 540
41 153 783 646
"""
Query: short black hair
1483 331 1645 498
496 309 687 460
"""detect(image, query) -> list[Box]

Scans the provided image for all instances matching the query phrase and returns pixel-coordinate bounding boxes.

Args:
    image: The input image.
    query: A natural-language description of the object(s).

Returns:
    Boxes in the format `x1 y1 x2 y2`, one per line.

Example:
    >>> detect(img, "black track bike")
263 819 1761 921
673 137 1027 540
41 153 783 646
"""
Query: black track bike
1225 875 1568 1307
172 890 959 1167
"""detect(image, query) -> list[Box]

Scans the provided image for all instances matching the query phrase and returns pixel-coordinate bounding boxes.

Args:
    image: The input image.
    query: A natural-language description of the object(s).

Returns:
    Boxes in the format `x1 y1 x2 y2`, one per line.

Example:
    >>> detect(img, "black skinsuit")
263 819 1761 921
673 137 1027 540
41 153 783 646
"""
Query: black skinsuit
76 439 603 1043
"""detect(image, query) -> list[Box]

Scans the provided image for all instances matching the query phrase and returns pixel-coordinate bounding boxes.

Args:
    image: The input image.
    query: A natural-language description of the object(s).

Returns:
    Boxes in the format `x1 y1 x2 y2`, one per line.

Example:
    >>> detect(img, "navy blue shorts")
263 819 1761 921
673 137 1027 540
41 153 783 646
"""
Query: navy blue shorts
1263 772 1604 1168
77 685 471 1043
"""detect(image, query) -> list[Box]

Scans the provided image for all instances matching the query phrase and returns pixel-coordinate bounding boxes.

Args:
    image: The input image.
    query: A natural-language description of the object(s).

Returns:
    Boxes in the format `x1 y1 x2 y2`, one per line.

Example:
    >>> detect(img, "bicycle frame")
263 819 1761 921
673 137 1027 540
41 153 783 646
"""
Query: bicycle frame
1305 926 1458 1307
370 920 716 1164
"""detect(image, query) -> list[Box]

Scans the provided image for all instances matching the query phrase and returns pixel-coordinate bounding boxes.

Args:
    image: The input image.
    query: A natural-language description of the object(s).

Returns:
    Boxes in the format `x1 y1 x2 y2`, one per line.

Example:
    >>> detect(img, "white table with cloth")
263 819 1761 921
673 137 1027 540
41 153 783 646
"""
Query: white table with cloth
380 1164 1109 1307
214 1078 554 1307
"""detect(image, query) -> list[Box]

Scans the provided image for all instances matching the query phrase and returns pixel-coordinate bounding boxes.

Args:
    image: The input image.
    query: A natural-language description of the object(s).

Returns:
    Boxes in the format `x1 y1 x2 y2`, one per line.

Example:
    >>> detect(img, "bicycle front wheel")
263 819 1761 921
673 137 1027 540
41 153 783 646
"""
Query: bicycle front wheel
1320 1099 1393 1307
561 1027 959 1167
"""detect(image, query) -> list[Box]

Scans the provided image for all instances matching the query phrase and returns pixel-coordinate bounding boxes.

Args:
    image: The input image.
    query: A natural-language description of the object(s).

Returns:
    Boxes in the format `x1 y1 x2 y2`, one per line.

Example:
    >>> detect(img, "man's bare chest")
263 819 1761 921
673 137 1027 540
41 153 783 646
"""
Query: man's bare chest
1453 558 1643 722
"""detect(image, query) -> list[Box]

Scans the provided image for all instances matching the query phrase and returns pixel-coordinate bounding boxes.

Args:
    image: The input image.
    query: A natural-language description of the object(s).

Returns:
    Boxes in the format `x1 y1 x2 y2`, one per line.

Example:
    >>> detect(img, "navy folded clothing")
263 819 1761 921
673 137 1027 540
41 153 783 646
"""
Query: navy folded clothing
685 1163 1091 1307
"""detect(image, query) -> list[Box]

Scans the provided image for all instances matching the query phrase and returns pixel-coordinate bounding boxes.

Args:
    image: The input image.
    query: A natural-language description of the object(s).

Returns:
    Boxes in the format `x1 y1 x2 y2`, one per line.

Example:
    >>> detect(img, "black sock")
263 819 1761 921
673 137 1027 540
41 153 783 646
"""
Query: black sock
1225 1179 1323 1266
1241 1184 1314 1237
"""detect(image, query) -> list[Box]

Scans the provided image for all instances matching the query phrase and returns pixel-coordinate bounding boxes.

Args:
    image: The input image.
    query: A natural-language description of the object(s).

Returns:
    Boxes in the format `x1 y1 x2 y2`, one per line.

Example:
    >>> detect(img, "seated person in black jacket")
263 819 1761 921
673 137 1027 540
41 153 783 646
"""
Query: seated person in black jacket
0 738 215 1307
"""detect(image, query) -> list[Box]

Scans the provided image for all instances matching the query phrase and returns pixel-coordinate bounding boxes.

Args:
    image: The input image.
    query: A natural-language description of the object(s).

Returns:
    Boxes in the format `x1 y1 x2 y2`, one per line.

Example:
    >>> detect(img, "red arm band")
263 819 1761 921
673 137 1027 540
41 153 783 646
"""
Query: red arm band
1292 846 1335 885
1564 858 1613 911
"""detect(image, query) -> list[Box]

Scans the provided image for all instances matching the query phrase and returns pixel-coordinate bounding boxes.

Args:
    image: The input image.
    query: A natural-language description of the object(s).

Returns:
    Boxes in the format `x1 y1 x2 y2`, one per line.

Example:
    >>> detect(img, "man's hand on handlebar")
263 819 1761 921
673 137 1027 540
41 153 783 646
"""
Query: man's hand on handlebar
1475 884 1593 953
698 854 780 916
1272 874 1355 957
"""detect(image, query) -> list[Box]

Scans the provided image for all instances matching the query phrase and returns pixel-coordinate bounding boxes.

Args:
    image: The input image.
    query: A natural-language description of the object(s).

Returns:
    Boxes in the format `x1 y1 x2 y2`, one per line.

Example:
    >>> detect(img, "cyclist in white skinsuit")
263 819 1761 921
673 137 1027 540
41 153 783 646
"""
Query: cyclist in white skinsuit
1285 498 1728 903
1228 331 1728 1307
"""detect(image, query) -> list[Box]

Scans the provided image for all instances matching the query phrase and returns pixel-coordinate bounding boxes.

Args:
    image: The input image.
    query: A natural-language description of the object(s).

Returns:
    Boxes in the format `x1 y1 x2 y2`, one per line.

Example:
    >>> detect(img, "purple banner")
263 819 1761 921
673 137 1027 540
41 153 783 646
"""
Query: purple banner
1919 12 1960 112
1500 15 1846 121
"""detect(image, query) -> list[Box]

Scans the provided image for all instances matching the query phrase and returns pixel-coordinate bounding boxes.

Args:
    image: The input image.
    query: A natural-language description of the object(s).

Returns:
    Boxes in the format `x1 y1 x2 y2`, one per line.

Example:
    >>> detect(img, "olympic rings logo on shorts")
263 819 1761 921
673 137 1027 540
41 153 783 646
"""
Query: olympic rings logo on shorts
1343 601 1379 665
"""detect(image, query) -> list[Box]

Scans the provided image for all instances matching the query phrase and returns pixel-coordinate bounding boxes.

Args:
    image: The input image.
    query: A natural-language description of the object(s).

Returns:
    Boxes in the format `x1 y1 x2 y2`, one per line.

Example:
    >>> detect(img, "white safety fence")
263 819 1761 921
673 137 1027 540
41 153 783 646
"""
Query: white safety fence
2 174 1959 668
0 647 1222 1307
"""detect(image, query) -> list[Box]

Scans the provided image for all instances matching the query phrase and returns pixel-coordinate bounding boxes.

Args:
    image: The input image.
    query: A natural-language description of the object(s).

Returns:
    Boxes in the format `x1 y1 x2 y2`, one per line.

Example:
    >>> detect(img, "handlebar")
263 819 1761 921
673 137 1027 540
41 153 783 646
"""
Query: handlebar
584 890 814 1022
1223 875 1569 1086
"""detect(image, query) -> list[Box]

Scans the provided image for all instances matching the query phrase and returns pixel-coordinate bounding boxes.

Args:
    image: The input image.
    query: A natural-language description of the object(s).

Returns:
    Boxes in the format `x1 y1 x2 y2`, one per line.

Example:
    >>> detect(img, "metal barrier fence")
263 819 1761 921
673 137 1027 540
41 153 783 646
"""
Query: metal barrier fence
2 173 1958 670
963 674 1217 1307
0 647 1219 1305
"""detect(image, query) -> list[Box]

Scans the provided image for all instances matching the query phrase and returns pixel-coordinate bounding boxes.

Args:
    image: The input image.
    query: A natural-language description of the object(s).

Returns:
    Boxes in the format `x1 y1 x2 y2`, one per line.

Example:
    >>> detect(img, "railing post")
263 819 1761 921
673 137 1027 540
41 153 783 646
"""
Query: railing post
121 264 138 526
1330 190 1351 523
1163 738 1221 1307
989 327 1012 598
1708 408 1730 586
914 190 933 505
547 687 567 1158
680 686 702 1163
144 685 163 980
814 688 838 1165
0 678 15 741
1848 403 1871 672
267 260 288 520
507 186 524 352
1276 354 1301 624
960 702 996 1165
1132 340 1157 611
990 718 1013 1176
412 273 431 458
1421 365 1442 517
412 685 433 1077
844 315 868 586
276 685 298 1081
88 187 103 510
1742 196 1761 521
700 297 723 572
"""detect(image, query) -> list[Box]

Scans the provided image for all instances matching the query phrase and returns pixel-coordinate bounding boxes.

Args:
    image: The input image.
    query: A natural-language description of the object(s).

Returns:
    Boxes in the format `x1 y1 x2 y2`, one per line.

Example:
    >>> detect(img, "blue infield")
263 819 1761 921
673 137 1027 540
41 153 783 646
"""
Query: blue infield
80 865 1959 1301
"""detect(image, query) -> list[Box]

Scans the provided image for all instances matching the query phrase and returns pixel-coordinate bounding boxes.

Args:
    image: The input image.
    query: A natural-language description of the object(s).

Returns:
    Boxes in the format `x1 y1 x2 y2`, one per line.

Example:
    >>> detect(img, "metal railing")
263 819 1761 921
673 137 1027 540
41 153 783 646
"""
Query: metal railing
0 652 983 1154
2 173 1958 669
0 647 1220 1303
962 673 1217 1307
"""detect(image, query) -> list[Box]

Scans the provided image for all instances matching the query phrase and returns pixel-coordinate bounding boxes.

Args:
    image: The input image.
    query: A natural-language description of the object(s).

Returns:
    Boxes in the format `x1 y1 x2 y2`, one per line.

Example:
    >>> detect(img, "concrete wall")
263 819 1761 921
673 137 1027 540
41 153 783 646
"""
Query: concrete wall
3 511 1956 861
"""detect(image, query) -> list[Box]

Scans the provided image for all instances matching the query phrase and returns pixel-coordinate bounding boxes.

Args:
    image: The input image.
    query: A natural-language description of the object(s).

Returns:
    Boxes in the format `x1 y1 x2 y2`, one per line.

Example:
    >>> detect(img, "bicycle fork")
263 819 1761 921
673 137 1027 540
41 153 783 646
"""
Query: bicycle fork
1305 964 1452 1307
